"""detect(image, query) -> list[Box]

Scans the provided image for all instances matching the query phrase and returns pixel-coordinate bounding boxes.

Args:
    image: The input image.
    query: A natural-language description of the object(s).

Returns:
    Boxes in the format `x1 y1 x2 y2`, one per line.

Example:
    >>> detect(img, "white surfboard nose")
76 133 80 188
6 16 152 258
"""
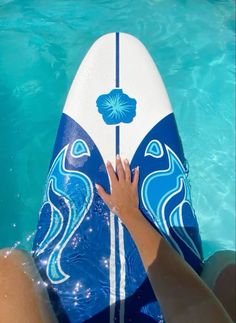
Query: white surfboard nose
63 32 172 161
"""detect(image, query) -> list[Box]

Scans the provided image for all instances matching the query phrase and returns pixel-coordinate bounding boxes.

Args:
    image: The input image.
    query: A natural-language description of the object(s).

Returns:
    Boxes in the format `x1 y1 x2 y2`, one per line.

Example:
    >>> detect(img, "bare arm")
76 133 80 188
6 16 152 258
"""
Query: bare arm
96 156 232 323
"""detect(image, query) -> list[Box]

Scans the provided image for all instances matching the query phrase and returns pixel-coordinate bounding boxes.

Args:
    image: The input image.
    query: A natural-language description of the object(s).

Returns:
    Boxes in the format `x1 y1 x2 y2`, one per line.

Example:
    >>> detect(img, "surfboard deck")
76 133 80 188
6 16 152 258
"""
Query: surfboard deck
33 32 203 323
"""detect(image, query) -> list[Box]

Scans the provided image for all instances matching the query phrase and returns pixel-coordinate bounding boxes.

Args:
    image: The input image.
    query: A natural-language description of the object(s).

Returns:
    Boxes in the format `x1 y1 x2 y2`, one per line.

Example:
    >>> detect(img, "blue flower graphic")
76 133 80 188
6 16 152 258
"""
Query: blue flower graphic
96 89 137 125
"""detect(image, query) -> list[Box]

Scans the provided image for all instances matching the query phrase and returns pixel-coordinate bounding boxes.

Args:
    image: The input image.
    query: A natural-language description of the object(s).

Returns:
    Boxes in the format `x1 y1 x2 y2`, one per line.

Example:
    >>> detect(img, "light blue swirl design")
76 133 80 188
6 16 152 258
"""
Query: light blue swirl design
144 140 164 158
96 88 136 125
35 181 64 257
35 139 93 284
141 140 201 259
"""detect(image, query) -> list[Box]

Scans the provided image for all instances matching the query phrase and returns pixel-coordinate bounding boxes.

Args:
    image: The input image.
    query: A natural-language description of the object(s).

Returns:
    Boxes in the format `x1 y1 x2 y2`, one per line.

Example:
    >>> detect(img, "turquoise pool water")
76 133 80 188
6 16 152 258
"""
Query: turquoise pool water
0 0 235 260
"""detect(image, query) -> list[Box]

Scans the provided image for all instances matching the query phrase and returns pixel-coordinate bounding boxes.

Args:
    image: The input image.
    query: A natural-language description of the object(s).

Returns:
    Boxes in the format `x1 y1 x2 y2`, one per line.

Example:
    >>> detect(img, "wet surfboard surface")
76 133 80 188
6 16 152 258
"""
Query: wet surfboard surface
33 32 203 323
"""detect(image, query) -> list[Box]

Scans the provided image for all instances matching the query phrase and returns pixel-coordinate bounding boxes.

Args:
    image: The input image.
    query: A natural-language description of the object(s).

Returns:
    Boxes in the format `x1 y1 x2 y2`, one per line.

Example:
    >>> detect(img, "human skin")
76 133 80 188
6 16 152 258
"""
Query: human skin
0 249 58 323
0 157 233 323
96 156 232 323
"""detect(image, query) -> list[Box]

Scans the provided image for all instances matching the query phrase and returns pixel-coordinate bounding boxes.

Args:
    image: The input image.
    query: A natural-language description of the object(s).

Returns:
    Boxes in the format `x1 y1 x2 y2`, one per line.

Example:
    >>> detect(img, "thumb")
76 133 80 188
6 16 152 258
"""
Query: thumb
95 184 110 206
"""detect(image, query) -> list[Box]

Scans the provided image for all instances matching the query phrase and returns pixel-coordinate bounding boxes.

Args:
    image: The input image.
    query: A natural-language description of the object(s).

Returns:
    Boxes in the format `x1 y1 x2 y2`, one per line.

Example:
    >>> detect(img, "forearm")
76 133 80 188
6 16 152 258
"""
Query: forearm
123 208 161 267
96 158 232 322
123 209 232 323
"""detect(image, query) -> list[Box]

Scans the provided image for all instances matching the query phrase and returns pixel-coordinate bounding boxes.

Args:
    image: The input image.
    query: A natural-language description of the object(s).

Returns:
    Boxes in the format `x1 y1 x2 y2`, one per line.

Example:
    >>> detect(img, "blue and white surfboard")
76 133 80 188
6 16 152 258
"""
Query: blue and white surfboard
33 33 203 323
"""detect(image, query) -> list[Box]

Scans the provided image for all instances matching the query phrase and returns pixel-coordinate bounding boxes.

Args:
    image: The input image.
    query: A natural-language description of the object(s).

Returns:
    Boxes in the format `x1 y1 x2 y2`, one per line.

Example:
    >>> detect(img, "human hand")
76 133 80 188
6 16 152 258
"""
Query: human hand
95 156 139 225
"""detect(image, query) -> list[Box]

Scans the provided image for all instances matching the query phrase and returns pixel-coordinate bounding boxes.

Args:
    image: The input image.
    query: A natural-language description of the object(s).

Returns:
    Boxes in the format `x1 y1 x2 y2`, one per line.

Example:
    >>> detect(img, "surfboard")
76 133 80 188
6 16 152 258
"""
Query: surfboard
33 32 203 323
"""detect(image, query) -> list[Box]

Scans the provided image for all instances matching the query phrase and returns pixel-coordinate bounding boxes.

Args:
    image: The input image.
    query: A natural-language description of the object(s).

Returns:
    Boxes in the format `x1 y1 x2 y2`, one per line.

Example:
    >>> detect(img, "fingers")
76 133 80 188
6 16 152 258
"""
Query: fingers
132 166 139 189
95 184 110 205
116 155 125 181
106 157 139 187
124 159 131 182
106 161 117 185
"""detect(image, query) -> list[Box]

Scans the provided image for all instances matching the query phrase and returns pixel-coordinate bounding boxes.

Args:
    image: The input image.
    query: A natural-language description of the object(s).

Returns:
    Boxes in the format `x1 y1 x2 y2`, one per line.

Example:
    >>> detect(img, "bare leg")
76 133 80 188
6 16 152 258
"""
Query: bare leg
0 249 58 323
201 250 236 322
213 263 236 322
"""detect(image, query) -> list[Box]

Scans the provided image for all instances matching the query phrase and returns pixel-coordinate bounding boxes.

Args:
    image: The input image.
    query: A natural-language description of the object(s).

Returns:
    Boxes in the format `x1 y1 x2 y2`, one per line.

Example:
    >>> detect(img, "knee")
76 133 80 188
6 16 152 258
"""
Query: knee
211 250 236 262
0 248 29 259
0 248 32 277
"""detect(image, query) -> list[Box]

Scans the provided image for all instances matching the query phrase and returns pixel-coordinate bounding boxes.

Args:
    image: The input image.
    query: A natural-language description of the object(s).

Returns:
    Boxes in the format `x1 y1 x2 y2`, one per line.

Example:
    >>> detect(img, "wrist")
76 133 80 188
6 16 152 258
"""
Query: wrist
119 207 144 229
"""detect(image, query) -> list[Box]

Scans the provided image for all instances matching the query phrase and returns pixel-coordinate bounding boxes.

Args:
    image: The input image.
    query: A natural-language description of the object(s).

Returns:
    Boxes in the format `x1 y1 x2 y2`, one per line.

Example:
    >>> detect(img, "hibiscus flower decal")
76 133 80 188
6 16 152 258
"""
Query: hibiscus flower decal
96 89 137 125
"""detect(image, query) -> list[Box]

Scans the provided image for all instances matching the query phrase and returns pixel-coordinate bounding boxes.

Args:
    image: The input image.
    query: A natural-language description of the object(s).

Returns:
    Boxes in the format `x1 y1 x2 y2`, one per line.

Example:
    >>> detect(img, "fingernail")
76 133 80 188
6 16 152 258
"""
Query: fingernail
116 154 120 160
95 183 99 190
136 166 139 171
124 159 129 164
107 161 111 166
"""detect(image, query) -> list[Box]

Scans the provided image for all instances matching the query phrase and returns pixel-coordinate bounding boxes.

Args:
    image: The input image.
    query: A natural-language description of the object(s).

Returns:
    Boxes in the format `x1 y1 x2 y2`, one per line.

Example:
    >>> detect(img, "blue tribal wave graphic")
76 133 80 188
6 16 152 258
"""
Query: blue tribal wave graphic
35 139 93 284
141 140 201 260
